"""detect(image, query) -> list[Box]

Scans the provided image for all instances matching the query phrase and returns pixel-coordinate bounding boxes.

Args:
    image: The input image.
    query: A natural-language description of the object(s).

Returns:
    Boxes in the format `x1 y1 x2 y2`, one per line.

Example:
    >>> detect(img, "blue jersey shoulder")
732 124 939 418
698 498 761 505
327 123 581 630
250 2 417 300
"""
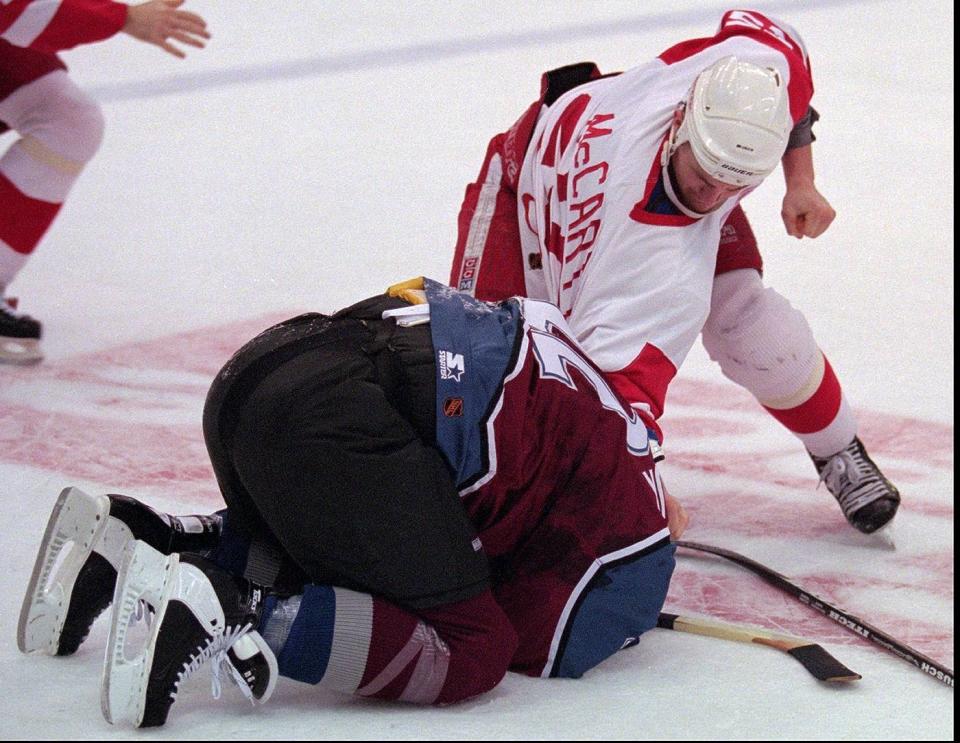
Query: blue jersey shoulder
424 279 522 487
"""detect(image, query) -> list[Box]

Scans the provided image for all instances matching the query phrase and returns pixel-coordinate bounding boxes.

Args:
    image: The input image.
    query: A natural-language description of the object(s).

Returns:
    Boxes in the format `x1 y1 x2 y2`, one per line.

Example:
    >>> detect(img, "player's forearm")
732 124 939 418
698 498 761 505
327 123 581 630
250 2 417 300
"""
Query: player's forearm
782 144 817 189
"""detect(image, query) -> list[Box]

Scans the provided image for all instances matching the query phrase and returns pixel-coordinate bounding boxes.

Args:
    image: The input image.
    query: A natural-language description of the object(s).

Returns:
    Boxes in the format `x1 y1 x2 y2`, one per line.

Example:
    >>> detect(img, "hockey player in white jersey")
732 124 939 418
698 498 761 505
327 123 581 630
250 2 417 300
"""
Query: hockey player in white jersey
449 9 899 534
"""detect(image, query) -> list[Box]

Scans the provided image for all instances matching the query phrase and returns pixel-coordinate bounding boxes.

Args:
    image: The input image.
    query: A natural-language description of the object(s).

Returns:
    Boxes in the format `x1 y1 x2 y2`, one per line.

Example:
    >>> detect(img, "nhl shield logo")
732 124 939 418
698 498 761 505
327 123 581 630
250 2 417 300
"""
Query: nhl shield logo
443 397 464 417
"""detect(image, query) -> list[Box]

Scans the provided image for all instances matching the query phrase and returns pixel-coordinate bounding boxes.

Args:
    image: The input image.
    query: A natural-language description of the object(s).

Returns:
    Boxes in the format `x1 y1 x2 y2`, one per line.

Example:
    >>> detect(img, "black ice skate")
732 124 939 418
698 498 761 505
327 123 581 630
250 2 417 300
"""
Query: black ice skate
102 544 276 728
17 487 221 656
0 296 43 365
811 437 901 534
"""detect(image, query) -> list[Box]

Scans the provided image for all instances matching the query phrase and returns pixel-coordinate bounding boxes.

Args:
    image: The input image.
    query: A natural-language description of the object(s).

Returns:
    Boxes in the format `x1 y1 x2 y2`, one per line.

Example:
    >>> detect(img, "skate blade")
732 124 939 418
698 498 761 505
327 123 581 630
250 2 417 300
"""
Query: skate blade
869 520 897 550
102 541 179 726
0 337 43 365
17 487 111 655
102 544 231 727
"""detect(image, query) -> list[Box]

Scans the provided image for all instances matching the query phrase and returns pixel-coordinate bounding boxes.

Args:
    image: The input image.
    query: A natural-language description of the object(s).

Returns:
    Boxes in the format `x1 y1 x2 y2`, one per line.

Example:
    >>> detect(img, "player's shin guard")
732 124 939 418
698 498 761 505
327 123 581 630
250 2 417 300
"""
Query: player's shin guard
703 270 856 451
703 270 899 532
0 71 106 362
18 487 221 656
0 71 105 280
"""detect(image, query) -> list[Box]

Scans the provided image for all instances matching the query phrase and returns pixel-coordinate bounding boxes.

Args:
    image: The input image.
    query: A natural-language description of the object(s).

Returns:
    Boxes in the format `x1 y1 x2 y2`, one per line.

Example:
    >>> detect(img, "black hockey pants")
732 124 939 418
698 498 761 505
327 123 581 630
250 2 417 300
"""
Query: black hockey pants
202 295 490 609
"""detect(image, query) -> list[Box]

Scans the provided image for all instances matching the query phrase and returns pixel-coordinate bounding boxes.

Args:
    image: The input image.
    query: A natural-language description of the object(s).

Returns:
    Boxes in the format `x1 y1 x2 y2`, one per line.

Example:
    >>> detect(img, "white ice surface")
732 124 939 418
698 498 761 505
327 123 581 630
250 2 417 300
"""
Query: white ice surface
0 1 953 739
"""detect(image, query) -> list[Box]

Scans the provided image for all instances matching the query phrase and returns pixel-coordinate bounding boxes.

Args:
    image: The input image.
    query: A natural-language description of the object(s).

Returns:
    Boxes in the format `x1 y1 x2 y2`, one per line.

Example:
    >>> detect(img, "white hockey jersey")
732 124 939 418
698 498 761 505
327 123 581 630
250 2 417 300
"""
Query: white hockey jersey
517 9 813 424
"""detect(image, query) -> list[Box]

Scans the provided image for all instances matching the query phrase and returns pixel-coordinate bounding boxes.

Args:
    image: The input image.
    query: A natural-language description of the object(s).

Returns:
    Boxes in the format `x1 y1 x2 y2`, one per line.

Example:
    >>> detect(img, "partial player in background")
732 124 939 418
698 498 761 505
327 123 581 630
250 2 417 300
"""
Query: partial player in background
19 278 687 728
0 0 209 364
449 9 899 535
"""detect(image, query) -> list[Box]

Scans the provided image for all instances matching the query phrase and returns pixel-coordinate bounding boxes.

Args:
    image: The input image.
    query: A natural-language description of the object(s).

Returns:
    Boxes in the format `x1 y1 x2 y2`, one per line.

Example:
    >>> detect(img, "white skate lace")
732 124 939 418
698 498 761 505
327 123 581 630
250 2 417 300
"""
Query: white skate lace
817 447 891 516
171 623 255 703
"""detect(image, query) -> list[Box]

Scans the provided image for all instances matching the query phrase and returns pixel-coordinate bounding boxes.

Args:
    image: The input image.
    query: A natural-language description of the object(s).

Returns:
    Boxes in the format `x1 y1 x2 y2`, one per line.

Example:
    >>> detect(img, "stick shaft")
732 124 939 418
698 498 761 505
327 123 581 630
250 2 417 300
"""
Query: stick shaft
659 611 803 650
676 540 954 688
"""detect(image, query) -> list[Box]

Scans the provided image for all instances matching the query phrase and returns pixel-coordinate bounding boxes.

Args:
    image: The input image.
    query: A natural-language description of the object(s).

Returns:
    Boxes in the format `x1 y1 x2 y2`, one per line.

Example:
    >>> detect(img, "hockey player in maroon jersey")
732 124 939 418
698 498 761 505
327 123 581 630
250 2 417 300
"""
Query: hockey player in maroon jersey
0 0 209 364
19 278 688 728
449 9 900 534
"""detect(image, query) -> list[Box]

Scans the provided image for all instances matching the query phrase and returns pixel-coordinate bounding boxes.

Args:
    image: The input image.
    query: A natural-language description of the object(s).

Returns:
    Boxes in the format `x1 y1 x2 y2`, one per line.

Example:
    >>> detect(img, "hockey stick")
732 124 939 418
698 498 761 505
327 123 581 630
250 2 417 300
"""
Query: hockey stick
676 540 955 689
657 612 860 682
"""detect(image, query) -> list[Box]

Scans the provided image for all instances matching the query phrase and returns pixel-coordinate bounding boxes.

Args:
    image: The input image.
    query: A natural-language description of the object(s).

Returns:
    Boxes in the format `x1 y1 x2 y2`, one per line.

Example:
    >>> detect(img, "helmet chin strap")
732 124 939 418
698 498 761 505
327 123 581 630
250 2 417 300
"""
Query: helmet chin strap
660 125 711 220
661 102 712 219
663 103 687 167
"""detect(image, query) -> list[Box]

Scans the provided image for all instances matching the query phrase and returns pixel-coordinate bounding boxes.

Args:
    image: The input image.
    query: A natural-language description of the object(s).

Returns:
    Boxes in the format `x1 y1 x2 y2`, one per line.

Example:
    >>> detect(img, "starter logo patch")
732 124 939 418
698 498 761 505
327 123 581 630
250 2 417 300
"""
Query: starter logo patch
438 349 465 382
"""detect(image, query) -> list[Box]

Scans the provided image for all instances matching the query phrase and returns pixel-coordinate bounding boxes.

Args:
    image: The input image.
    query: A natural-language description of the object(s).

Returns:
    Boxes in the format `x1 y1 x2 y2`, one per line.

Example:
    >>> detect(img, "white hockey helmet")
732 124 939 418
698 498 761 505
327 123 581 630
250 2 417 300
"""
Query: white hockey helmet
671 56 791 187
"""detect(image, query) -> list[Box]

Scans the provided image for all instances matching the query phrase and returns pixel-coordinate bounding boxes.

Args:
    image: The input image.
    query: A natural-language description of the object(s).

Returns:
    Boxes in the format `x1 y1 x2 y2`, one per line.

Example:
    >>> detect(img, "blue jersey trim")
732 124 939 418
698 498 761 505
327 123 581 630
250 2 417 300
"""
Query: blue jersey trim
552 539 675 678
424 279 521 487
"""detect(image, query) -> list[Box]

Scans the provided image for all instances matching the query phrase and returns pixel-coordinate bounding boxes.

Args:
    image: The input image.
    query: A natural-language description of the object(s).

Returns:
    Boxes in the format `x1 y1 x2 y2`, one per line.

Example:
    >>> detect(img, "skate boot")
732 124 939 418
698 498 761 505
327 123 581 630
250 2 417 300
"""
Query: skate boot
0 295 43 365
811 437 901 534
18 487 221 656
102 543 276 728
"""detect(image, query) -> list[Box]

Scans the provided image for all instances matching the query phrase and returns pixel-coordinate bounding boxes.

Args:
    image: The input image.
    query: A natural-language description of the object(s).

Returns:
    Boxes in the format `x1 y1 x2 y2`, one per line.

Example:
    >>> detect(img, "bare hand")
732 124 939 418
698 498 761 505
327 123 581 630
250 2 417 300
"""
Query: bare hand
123 0 210 59
781 183 836 239
664 491 689 540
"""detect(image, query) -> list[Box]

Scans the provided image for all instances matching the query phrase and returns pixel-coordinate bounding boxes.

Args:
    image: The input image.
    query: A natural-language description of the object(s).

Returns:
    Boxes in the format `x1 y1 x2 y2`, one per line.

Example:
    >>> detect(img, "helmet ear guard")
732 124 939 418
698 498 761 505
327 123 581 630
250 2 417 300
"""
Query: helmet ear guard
667 56 791 187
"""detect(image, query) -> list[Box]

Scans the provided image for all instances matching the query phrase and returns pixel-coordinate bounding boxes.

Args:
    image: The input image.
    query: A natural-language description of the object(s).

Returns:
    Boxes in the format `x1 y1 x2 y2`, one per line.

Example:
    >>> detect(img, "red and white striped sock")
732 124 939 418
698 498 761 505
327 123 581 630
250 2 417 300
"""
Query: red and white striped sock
0 70 104 288
261 586 517 705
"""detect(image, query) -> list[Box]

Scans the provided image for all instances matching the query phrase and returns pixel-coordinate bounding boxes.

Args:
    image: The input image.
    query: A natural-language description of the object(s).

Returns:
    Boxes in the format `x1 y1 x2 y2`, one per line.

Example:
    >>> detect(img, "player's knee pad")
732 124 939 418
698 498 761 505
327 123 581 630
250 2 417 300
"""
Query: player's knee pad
1 71 105 165
701 268 821 405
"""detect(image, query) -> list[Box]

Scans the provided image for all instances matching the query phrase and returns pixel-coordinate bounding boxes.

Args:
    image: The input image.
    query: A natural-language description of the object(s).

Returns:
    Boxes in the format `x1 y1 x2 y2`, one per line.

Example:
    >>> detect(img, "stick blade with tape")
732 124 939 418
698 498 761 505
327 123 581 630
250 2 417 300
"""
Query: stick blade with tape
786 644 862 683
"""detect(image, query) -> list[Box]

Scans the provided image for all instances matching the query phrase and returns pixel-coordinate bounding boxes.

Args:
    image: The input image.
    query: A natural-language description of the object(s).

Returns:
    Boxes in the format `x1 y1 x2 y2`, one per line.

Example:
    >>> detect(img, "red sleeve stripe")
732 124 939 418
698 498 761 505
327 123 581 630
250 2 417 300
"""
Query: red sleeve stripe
0 0 34 34
606 342 677 425
657 36 716 66
1 0 60 48
540 93 591 168
1 0 126 53
31 0 126 52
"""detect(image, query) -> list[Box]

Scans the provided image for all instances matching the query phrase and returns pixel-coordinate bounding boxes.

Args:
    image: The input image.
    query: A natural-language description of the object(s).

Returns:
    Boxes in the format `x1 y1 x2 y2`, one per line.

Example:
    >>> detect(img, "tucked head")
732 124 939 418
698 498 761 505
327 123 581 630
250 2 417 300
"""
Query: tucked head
665 56 791 213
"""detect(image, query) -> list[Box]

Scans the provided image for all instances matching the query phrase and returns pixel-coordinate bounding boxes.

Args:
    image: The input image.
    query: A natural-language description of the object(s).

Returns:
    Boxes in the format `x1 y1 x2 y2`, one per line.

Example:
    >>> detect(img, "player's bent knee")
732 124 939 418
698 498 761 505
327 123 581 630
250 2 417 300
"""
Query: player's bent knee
447 638 517 704
26 75 106 164
702 269 820 400
55 91 105 162
433 596 519 704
